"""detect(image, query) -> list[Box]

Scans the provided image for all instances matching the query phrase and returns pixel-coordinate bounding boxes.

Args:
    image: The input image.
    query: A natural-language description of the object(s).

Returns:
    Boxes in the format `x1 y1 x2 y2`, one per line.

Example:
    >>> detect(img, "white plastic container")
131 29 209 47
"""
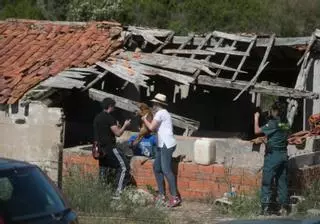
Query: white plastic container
194 138 216 165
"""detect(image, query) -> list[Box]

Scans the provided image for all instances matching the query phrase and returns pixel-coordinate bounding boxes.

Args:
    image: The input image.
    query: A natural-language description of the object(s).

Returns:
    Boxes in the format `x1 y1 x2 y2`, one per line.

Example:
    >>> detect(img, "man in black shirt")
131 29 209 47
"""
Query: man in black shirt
93 98 131 197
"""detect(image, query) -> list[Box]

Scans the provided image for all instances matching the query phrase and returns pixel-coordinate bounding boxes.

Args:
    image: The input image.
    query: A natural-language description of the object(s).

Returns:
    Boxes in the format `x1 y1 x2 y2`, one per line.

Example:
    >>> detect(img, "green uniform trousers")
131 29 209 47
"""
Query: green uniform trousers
261 150 288 206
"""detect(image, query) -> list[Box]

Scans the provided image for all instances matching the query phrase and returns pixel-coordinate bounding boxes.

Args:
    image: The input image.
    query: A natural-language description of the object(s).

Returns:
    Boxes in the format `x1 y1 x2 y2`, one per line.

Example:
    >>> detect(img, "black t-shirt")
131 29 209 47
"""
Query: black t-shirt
93 111 117 151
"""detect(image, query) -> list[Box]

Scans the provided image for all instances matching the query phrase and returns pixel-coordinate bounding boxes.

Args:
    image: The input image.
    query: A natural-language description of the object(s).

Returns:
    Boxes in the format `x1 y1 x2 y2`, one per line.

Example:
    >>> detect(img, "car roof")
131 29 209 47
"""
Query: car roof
0 157 35 170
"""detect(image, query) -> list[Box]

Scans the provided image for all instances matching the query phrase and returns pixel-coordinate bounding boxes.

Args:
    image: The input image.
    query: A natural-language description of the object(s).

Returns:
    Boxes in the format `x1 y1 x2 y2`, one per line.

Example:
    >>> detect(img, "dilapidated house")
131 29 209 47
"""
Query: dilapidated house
0 19 319 183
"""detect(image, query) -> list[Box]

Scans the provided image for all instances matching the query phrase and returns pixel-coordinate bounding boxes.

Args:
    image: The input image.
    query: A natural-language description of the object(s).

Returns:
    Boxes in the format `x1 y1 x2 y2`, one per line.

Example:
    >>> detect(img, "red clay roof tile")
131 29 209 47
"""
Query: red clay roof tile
0 19 123 104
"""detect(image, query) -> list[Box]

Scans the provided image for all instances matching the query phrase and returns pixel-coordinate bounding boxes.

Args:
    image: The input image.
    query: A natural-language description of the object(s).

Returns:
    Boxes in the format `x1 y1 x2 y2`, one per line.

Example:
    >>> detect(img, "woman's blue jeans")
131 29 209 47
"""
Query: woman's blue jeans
153 144 178 197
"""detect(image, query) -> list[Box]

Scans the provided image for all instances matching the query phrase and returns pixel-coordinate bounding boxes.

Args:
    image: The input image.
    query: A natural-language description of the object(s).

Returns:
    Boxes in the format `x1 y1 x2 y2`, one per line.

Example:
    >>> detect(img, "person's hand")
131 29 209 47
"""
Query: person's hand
141 114 148 121
124 119 131 127
254 112 260 120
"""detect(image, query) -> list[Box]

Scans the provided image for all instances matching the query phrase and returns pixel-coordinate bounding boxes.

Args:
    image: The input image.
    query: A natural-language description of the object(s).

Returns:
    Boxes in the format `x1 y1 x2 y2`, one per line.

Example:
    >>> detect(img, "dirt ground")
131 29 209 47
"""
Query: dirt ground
79 201 234 224
169 201 233 224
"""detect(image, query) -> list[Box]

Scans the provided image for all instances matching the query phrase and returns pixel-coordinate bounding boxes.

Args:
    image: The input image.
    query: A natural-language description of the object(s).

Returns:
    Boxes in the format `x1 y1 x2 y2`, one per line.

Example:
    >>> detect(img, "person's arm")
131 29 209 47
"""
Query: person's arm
111 119 131 137
142 114 160 132
254 112 262 134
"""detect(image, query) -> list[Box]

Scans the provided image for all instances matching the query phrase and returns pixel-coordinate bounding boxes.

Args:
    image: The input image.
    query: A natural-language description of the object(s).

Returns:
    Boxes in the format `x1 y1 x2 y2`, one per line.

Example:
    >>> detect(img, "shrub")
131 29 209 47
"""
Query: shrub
296 180 320 216
62 166 170 223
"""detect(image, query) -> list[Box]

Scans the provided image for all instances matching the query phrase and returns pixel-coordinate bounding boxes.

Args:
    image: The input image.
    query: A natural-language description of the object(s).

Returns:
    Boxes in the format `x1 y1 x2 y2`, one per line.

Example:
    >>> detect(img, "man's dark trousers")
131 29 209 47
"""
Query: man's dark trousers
99 147 130 194
261 150 288 209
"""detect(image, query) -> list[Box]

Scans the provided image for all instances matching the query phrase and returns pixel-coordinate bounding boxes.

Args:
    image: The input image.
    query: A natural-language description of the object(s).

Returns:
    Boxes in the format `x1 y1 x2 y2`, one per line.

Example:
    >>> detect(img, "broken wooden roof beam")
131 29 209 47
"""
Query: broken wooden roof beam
88 88 200 135
96 61 149 87
118 51 247 76
233 34 276 101
104 57 194 85
172 36 311 48
197 76 319 99
231 35 257 81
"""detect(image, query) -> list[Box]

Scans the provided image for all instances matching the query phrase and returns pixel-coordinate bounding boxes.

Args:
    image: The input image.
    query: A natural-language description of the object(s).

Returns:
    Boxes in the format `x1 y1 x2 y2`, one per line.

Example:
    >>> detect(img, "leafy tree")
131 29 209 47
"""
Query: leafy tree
35 0 70 20
66 0 123 21
0 0 320 36
0 0 44 20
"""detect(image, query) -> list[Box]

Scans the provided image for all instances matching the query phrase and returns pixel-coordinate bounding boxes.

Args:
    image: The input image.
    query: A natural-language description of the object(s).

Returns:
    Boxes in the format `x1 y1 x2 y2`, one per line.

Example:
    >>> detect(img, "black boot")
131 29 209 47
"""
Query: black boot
260 204 271 216
279 204 291 216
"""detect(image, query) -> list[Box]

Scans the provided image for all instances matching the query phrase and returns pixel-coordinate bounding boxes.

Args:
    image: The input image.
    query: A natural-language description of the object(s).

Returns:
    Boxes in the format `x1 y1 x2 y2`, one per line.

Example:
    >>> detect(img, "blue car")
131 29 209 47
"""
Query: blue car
0 158 78 224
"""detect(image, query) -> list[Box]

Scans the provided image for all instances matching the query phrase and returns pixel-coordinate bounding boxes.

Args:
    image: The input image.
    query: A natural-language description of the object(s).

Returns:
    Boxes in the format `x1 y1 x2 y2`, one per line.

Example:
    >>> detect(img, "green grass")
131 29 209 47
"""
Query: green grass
215 191 261 218
62 166 170 224
215 181 320 219
296 180 320 216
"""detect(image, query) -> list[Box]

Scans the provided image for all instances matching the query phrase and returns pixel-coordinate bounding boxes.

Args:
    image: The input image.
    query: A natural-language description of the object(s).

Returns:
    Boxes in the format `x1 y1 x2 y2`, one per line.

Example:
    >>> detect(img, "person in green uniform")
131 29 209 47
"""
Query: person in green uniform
254 101 290 215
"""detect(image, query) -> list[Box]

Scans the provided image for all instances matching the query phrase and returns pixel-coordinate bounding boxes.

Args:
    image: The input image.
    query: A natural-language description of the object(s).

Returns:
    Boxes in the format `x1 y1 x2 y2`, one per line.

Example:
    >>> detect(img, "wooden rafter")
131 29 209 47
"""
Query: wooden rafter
190 33 212 59
233 34 275 101
216 40 237 76
231 35 257 81
173 34 194 56
198 75 318 99
153 31 175 53
88 88 200 135
193 38 224 79
95 61 149 87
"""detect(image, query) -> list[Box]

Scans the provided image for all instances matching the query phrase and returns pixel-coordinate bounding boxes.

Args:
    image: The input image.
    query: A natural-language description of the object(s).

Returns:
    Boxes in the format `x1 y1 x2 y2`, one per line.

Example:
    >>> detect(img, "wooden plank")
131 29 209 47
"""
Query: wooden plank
58 72 86 79
163 49 217 56
140 64 194 85
297 34 316 66
172 35 310 47
215 40 237 76
63 67 101 75
153 31 175 53
233 34 275 101
82 71 107 92
88 88 200 132
212 31 256 43
40 76 85 89
197 75 319 99
127 26 173 37
295 52 310 90
127 26 165 45
118 52 246 76
231 36 257 81
233 62 269 101
287 52 314 128
173 34 194 56
89 88 139 112
163 47 244 56
192 38 224 79
96 61 149 87
191 33 212 59
59 71 93 76
206 47 248 56
111 58 194 85
295 58 314 90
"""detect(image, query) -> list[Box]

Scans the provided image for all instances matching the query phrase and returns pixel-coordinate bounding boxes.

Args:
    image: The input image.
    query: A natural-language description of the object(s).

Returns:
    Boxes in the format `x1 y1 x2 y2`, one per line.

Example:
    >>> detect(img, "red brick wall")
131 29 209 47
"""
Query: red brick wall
63 152 261 199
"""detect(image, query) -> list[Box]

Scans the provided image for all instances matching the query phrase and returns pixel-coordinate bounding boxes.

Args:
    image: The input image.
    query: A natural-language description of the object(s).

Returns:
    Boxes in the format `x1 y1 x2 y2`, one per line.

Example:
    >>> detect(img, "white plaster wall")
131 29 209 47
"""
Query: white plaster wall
0 102 63 183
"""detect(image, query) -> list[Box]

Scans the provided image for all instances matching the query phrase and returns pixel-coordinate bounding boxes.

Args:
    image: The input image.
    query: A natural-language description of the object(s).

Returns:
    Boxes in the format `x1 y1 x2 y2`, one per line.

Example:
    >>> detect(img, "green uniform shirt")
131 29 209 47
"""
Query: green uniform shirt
261 118 289 150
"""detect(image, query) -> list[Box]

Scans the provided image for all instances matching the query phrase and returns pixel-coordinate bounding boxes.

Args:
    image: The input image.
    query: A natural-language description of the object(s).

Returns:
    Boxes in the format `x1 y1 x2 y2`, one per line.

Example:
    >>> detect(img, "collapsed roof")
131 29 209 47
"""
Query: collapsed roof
1 19 320 135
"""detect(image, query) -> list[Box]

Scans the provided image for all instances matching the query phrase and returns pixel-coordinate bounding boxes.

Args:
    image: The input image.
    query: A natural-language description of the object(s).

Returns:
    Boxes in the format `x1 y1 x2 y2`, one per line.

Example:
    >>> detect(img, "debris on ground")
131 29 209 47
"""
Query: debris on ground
307 208 320 216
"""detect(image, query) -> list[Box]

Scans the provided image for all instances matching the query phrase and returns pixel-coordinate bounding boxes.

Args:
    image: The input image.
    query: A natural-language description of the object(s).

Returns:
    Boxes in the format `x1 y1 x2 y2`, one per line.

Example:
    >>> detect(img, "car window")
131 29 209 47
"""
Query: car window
0 167 66 219
0 177 13 201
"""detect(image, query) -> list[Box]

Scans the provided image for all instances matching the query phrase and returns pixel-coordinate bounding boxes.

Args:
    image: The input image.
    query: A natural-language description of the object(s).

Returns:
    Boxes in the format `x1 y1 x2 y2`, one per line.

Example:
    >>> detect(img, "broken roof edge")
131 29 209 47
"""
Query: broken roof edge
172 35 311 47
0 18 122 27
123 25 313 47
0 19 313 47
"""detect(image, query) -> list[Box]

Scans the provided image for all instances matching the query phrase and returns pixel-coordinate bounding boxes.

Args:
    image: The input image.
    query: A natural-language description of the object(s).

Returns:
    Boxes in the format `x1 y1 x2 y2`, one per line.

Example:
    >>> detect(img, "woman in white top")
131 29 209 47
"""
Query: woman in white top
142 93 181 208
